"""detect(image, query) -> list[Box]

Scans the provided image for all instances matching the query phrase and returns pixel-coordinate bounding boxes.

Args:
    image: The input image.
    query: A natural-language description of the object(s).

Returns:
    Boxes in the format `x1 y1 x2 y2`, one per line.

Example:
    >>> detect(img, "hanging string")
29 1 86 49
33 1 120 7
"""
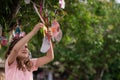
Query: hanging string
33 2 45 24
39 0 43 16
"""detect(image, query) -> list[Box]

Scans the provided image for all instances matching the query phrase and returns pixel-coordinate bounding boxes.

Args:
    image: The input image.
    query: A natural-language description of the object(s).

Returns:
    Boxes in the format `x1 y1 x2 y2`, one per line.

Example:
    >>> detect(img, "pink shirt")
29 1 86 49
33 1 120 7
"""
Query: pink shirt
5 58 38 80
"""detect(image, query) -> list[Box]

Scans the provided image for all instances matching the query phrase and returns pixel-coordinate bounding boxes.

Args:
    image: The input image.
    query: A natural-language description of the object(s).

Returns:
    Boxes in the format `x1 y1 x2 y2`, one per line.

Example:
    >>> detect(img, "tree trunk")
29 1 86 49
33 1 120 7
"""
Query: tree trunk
0 0 20 28
94 67 105 80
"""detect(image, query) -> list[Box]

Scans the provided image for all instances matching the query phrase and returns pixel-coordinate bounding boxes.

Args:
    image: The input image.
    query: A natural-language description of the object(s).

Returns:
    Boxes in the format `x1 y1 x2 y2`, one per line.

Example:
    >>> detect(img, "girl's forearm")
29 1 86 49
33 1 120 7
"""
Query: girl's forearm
46 40 54 60
13 28 39 51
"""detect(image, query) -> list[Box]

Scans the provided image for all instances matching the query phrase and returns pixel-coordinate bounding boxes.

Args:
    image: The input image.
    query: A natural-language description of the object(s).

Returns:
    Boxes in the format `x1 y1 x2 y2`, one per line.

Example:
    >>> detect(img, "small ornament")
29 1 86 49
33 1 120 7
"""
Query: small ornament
40 36 51 53
24 0 31 4
51 20 63 42
54 29 62 42
15 26 21 34
51 20 60 37
1 37 8 46
59 0 65 9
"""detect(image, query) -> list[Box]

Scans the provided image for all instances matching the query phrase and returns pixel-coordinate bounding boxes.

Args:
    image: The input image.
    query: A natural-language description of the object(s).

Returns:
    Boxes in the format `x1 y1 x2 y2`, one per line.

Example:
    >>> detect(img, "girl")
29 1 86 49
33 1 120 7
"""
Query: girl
5 23 54 80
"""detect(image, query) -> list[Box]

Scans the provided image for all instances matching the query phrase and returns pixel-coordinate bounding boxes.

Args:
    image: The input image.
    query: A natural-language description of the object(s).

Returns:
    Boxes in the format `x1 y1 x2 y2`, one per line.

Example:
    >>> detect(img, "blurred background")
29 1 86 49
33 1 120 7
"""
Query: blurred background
0 0 120 80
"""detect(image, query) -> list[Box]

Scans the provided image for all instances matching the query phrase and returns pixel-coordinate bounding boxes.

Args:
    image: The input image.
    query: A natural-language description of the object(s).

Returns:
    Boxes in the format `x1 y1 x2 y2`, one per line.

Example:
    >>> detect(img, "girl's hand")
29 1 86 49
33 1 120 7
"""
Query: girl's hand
45 28 52 40
34 23 44 30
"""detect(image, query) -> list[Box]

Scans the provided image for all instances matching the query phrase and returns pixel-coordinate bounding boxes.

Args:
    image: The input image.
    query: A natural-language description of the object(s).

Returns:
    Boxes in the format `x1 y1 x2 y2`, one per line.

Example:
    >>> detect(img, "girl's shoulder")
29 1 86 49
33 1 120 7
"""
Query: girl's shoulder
5 57 17 68
30 58 39 71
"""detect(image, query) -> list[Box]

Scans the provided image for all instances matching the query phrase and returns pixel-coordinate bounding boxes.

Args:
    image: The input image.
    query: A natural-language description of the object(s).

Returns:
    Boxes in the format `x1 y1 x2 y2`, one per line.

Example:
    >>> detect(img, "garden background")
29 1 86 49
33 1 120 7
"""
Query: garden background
0 0 120 80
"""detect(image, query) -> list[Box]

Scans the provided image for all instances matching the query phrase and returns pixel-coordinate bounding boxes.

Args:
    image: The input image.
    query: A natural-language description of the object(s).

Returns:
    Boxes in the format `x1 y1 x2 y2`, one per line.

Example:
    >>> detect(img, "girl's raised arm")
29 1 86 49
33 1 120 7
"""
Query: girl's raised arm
8 23 44 65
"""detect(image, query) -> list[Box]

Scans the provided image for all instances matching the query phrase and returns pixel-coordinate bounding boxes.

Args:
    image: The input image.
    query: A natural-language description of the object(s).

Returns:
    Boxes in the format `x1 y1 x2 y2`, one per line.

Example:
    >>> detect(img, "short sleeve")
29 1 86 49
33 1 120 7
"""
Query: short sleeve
31 58 39 71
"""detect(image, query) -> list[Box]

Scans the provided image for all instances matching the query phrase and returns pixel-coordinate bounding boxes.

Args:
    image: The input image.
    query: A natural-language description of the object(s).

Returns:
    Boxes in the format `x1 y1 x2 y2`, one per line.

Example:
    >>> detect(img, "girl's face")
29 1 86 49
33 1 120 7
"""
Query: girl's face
17 44 29 58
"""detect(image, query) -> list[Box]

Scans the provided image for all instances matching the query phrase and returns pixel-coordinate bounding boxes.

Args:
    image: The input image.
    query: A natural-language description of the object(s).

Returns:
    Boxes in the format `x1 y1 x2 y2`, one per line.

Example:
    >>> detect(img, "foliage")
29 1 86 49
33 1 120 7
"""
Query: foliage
0 0 120 80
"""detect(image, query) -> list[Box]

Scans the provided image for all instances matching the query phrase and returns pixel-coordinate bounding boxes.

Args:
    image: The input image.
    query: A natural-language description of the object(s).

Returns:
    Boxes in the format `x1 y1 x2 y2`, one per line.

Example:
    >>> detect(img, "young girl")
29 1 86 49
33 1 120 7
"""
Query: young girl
5 23 54 80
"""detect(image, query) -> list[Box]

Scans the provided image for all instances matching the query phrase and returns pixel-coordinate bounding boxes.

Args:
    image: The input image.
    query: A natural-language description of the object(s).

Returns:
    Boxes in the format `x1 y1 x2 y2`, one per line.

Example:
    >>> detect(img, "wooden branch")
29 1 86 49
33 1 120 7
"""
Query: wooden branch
7 0 21 25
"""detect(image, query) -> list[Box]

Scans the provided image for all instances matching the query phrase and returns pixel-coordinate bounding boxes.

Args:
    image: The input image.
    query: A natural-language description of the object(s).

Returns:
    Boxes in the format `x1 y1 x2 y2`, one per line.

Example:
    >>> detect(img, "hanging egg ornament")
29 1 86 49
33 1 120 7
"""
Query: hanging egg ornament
1 38 8 46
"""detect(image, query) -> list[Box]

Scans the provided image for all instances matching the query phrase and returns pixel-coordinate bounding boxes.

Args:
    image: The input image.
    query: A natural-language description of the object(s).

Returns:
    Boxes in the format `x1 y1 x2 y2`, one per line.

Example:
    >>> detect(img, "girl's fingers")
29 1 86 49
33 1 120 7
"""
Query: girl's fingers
48 28 52 37
33 23 45 32
45 28 52 39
